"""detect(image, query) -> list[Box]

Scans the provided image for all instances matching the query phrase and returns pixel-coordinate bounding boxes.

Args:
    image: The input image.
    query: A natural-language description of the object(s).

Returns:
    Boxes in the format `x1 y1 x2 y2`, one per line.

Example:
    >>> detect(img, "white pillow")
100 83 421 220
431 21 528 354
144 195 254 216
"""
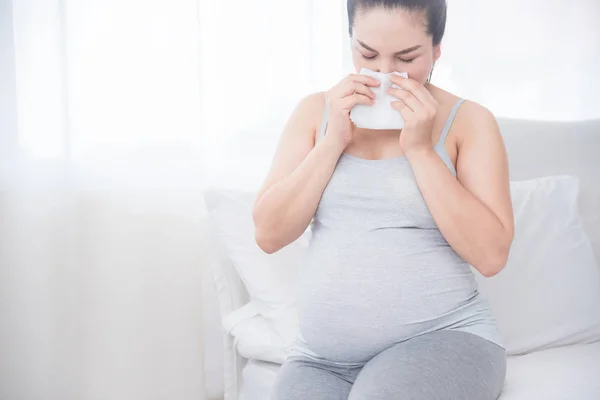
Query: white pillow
204 190 306 364
207 176 600 364
203 190 309 315
475 175 600 355
223 303 298 364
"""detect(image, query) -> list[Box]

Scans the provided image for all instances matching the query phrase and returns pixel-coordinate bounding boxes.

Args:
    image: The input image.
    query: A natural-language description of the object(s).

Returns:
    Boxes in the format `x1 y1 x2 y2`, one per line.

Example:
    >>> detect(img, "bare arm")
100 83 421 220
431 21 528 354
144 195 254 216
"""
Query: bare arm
252 93 344 253
406 104 514 276
253 74 379 253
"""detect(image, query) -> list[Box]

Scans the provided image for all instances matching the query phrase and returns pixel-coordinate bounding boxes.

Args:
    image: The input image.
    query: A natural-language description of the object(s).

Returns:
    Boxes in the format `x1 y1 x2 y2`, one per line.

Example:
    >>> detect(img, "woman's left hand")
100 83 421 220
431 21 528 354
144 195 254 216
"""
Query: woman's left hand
388 75 438 156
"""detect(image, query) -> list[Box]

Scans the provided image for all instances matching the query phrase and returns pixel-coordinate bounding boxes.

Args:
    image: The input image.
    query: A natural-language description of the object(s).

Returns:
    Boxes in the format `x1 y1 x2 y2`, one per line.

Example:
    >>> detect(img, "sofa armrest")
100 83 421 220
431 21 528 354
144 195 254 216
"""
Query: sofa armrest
201 213 250 400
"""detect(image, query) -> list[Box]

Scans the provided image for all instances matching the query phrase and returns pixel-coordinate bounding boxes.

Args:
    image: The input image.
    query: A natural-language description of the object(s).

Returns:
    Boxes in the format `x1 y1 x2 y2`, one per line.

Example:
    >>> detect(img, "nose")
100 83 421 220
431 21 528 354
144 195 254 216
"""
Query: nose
376 60 396 74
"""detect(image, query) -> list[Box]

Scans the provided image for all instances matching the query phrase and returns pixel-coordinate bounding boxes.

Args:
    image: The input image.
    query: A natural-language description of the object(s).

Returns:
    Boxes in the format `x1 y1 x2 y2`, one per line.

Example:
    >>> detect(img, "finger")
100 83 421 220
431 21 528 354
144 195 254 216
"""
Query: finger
389 75 435 107
387 84 423 110
388 86 436 117
390 90 421 113
340 81 376 99
389 74 417 90
349 74 381 87
391 100 413 119
340 93 373 111
386 86 407 101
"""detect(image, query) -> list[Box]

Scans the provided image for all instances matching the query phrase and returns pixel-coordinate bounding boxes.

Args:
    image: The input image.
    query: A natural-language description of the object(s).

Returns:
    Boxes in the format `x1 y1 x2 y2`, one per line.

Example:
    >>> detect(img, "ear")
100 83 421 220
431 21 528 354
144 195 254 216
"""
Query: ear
433 44 441 63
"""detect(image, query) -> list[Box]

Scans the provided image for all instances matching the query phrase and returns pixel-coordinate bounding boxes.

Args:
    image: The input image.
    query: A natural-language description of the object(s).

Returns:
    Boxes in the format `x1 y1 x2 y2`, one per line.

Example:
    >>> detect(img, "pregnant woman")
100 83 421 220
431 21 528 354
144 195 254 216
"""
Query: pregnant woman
252 1 514 399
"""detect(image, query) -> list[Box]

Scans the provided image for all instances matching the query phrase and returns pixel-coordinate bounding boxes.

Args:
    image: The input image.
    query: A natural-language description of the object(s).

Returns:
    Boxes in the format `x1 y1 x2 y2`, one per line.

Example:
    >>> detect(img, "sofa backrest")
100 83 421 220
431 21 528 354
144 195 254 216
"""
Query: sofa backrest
498 118 600 263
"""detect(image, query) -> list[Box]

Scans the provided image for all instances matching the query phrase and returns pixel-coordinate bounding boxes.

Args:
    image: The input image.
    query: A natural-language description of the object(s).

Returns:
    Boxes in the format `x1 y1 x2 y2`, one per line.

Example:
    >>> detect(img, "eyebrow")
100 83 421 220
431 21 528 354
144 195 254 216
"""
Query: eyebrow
357 39 422 55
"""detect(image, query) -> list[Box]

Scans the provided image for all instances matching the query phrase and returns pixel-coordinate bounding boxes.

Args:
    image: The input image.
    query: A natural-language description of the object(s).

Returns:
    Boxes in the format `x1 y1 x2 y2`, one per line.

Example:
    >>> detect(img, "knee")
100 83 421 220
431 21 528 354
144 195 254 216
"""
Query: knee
348 385 392 400
347 389 366 400
270 361 302 400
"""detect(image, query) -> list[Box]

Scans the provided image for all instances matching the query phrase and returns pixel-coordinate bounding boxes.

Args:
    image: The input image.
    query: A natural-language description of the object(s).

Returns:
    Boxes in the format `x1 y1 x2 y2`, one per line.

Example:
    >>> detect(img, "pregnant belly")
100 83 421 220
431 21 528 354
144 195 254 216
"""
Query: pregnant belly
296 229 479 362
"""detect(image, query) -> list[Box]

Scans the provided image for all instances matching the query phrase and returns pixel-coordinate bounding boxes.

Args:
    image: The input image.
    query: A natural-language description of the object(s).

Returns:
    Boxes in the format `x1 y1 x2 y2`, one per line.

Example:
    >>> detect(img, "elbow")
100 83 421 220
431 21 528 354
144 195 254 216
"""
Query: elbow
253 207 280 254
475 233 514 278
255 232 280 254
477 256 507 278
252 203 307 255
254 225 282 254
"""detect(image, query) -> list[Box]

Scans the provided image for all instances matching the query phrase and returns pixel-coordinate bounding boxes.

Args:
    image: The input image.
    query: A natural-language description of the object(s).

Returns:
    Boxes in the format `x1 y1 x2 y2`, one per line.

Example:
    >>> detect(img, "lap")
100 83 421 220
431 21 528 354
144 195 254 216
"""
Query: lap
349 330 506 400
271 357 356 400
271 330 506 400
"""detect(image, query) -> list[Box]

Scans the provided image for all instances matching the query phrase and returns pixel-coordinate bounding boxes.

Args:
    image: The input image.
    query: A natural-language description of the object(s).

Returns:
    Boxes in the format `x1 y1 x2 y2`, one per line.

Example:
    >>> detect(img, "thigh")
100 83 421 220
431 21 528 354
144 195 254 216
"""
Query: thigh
348 330 506 400
271 357 354 400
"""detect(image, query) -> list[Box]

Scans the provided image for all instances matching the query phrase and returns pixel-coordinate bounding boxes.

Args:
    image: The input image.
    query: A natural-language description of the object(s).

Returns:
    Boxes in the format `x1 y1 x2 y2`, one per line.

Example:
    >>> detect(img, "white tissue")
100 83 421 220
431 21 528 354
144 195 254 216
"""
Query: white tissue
350 68 408 130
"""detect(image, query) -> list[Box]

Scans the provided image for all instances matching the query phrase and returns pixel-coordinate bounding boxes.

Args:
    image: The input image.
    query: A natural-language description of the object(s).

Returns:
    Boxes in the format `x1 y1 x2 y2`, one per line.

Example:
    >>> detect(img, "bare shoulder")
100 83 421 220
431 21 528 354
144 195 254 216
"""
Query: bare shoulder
255 92 327 202
445 95 509 175
297 91 326 113
455 100 498 129
429 85 499 142
296 91 326 126
282 91 326 144
305 91 327 108
453 99 501 147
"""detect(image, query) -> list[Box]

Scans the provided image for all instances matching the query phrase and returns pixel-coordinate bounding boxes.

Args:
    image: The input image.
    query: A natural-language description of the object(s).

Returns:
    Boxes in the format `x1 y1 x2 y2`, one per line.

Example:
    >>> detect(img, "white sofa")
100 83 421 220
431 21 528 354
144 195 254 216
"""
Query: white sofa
201 118 600 400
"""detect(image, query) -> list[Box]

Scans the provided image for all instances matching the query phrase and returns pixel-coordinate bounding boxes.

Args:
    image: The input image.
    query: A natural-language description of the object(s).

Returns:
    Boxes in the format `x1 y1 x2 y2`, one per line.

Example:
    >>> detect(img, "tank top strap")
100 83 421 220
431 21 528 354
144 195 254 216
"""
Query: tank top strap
317 104 329 142
319 99 464 145
437 98 466 146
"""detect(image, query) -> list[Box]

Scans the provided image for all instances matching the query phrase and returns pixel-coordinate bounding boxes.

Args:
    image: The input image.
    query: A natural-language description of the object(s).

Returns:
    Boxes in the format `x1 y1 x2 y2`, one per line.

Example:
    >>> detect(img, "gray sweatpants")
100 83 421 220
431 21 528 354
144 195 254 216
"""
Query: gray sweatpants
271 330 506 400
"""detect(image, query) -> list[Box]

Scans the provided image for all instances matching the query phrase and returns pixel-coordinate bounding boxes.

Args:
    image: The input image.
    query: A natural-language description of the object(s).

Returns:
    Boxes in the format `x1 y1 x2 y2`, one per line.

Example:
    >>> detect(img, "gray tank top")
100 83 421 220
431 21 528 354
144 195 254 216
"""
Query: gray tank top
289 98 504 365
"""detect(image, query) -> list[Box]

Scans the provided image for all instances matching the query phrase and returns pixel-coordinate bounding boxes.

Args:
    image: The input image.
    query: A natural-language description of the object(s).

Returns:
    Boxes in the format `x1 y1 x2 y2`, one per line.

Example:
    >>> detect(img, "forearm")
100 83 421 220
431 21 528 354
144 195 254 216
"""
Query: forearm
253 136 343 253
407 148 512 276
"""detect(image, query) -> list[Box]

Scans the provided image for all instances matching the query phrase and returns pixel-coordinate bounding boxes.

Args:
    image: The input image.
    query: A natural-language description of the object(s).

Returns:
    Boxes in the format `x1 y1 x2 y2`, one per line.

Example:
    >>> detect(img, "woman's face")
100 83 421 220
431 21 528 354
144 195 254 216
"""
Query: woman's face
350 7 441 85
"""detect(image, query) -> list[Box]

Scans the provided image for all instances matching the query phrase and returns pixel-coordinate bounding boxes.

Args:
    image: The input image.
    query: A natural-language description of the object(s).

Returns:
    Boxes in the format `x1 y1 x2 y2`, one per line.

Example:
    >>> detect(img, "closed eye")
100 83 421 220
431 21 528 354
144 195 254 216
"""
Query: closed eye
361 54 416 63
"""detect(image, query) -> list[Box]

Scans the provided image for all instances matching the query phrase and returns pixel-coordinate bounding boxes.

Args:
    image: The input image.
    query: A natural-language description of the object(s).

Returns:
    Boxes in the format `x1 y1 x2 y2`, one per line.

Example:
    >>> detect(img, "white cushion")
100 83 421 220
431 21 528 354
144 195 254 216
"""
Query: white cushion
203 190 309 314
237 342 600 400
498 118 600 266
475 175 600 355
223 304 298 364
239 360 281 400
501 342 600 399
208 176 600 364
203 189 309 367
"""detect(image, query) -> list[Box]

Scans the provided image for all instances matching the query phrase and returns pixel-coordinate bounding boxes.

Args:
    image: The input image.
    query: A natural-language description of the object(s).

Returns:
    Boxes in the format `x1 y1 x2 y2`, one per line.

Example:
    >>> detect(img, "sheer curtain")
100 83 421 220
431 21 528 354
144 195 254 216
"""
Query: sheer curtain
1 1 598 399
2 2 207 400
200 0 600 189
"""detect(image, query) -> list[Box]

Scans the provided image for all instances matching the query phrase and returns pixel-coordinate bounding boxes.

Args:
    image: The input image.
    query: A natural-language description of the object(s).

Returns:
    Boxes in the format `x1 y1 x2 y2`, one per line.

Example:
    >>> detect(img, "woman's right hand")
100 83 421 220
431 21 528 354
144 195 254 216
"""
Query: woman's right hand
324 74 380 150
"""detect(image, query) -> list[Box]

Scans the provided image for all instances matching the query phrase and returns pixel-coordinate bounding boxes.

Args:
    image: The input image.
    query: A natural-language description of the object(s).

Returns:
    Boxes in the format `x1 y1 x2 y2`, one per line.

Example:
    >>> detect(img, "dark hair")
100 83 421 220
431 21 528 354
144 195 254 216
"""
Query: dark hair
347 0 447 46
